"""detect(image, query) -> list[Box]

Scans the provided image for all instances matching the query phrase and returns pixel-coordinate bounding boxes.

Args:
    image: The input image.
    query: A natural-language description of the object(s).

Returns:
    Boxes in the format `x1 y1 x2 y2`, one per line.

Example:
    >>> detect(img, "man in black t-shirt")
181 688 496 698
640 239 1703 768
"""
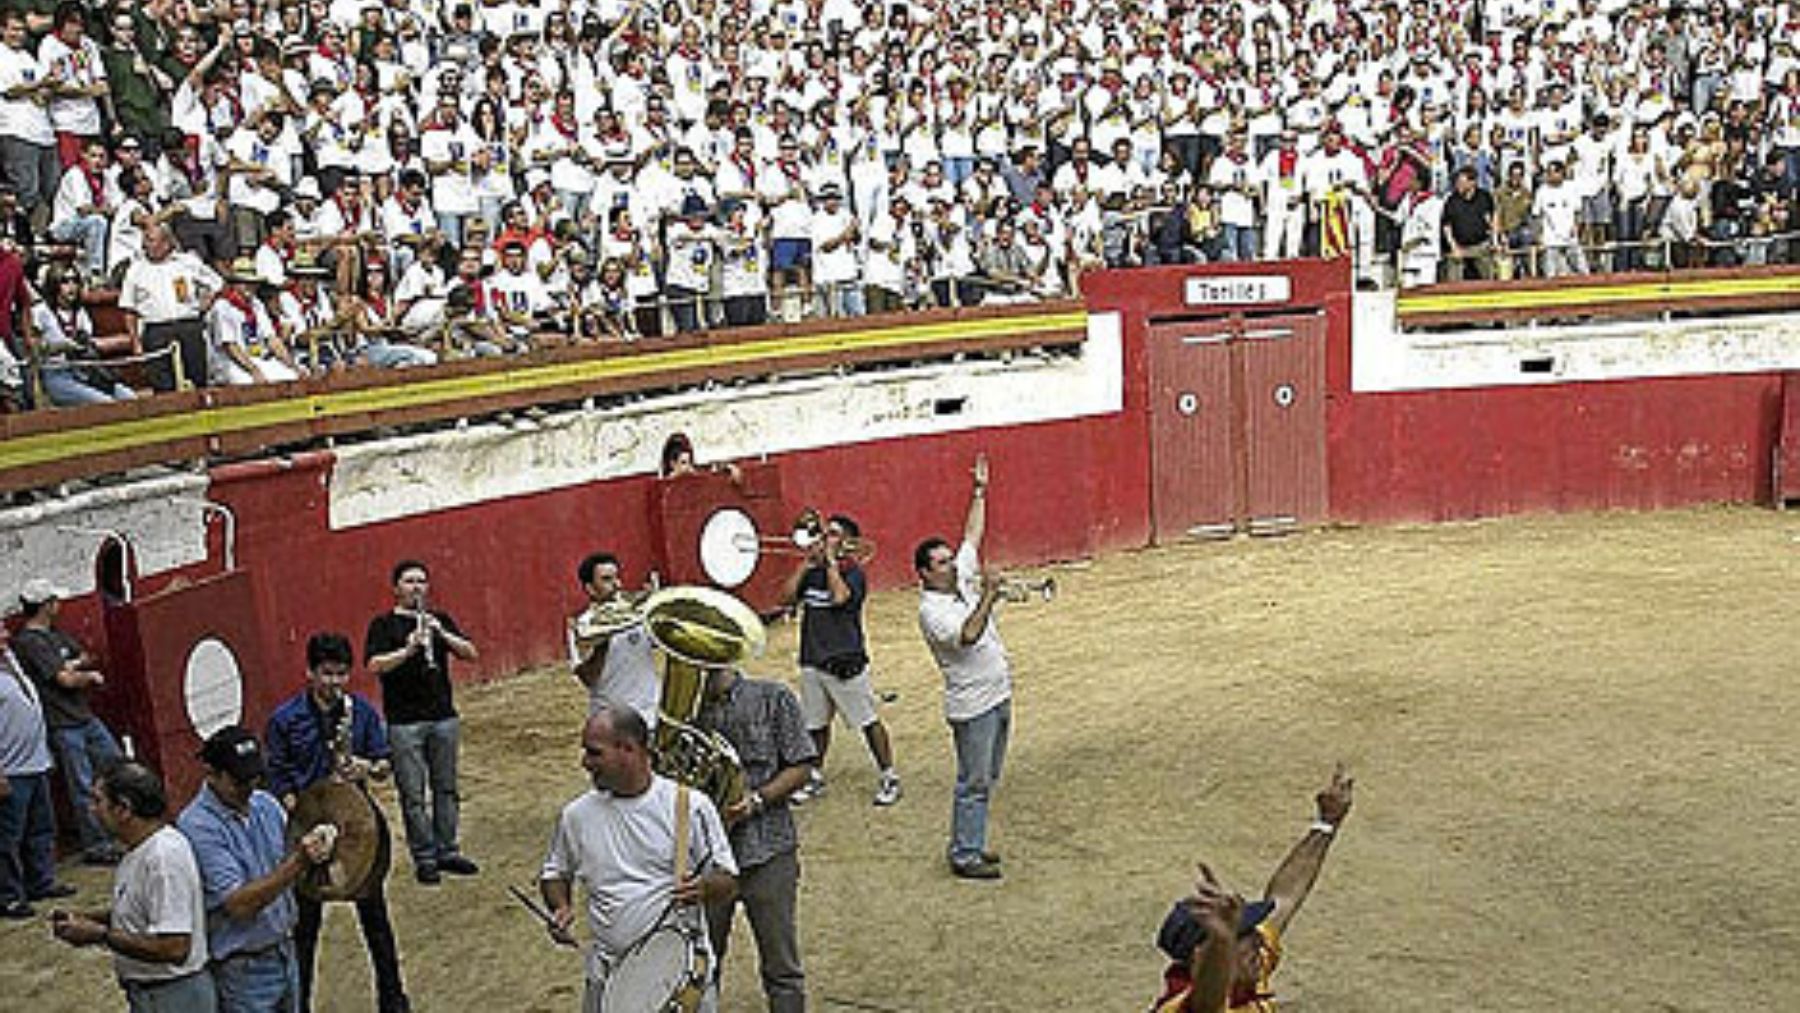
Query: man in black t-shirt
1439 167 1498 281
364 560 481 885
780 514 901 807
12 578 123 865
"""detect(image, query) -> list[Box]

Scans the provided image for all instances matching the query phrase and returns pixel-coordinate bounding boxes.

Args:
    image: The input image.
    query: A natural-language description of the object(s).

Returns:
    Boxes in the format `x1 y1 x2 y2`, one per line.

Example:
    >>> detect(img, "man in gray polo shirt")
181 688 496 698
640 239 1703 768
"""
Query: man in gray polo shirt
696 663 817 1013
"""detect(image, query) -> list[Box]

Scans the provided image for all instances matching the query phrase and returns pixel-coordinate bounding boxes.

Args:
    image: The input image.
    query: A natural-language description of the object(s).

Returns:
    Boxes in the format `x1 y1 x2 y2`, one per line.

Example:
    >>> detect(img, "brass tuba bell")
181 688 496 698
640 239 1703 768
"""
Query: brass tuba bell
640 586 767 809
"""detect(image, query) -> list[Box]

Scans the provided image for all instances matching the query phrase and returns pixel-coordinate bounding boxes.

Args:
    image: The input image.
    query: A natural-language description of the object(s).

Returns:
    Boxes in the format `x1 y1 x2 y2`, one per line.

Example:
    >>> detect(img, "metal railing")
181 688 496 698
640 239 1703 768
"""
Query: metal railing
1424 228 1800 284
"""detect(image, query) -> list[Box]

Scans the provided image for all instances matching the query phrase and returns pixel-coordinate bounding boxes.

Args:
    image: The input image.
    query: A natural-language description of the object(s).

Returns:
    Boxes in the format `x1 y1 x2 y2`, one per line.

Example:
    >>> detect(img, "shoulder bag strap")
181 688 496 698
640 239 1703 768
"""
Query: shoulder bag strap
673 782 691 887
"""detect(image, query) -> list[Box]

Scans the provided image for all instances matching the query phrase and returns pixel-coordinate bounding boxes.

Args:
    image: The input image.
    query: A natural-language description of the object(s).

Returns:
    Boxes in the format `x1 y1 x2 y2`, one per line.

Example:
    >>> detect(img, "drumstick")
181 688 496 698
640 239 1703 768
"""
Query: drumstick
507 884 558 930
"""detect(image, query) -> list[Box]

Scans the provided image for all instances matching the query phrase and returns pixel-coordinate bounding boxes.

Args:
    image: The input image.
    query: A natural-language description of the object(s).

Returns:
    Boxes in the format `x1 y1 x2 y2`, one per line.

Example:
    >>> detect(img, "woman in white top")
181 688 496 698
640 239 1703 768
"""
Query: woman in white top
1612 126 1666 271
470 99 517 233
31 267 133 406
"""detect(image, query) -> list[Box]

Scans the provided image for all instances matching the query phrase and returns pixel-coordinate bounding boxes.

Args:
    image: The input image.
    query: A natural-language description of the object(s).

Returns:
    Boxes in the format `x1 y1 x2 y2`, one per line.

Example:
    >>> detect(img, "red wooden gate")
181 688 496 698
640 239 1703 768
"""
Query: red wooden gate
1147 314 1327 541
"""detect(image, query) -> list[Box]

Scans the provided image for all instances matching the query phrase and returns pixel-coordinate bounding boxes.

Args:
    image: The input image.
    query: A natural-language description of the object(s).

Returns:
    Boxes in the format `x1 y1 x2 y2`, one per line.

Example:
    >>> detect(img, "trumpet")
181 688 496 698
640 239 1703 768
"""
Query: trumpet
731 507 876 563
999 576 1057 604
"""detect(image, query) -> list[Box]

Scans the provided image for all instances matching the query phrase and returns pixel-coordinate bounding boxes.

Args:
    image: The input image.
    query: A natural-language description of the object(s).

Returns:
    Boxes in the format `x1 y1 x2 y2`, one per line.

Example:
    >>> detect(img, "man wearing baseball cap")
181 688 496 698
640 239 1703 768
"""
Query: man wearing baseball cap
1151 765 1354 1012
178 725 333 1012
12 576 124 865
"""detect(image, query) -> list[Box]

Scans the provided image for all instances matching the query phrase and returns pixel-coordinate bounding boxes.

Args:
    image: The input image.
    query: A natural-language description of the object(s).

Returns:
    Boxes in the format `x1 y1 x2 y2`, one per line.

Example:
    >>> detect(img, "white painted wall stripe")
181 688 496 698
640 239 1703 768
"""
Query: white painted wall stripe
326 314 1123 529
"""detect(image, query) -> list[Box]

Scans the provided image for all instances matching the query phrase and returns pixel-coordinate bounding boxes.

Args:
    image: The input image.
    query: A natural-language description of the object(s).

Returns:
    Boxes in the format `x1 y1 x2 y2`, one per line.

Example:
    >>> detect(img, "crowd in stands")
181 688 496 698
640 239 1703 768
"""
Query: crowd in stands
3 0 1800 408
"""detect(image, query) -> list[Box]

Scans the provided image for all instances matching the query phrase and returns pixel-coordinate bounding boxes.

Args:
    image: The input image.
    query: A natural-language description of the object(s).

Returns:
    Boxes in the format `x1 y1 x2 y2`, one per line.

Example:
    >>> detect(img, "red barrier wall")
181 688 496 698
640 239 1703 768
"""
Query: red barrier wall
1326 375 1783 523
192 402 1154 728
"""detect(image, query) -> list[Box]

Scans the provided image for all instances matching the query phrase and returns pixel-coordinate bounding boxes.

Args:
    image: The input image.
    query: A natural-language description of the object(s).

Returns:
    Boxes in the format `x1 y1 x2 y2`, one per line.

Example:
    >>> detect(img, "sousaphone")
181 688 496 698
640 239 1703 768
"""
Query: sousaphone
640 586 766 809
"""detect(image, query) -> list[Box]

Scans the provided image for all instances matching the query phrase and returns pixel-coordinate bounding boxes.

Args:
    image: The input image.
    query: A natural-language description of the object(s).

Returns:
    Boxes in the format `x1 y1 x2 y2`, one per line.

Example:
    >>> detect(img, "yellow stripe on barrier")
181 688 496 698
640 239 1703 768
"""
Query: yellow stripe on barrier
0 311 1089 474
1397 274 1800 315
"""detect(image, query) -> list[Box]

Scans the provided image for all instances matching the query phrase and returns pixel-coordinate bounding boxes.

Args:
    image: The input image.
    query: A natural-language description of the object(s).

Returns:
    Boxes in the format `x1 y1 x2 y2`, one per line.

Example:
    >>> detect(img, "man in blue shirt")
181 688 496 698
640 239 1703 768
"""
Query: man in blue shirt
179 725 333 1012
265 632 410 1013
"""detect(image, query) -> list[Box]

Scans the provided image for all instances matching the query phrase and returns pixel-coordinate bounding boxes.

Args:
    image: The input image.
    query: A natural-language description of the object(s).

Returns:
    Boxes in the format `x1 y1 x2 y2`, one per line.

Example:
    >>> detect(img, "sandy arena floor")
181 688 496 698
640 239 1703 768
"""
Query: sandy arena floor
5 506 1799 1011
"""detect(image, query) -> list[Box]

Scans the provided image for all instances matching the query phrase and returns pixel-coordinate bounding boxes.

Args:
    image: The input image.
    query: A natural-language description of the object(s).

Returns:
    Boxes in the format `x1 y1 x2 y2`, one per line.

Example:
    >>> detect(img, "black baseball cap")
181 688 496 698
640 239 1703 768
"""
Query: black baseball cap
1156 896 1276 961
198 725 267 783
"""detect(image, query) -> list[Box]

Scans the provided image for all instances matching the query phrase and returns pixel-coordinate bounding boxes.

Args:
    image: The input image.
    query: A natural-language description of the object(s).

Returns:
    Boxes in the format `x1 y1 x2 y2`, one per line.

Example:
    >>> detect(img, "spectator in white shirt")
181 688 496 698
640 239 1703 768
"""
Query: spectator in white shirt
379 169 437 278
487 239 554 337
717 198 769 328
224 112 293 252
810 183 863 317
420 95 480 248
207 263 302 386
1532 159 1588 277
37 2 108 169
48 136 108 279
0 12 58 221
763 135 814 321
664 195 717 334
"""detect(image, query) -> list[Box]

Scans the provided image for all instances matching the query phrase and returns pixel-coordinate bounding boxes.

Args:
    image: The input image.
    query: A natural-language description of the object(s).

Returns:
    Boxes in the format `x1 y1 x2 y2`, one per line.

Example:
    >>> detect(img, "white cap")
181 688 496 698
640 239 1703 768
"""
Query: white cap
20 578 66 605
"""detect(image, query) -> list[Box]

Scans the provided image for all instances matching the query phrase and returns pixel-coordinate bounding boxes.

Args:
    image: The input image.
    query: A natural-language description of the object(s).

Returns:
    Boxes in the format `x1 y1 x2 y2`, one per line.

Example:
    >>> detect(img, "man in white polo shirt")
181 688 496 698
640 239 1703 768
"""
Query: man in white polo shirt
118 222 224 390
914 453 1012 881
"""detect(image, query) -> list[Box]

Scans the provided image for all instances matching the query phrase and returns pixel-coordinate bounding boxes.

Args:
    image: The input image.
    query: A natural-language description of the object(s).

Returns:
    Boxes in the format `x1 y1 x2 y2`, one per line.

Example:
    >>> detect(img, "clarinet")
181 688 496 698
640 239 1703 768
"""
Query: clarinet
414 596 439 673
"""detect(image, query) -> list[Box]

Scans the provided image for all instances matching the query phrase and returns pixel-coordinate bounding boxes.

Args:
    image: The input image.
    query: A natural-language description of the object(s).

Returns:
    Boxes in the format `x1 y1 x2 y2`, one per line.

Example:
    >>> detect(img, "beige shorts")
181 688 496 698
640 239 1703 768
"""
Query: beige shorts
798 664 880 731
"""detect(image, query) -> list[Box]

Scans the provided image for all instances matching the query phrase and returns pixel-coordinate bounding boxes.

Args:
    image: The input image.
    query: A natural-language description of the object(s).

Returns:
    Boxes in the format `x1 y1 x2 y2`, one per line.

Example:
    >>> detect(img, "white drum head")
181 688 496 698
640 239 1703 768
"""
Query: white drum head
183 637 244 739
601 927 694 1013
698 507 759 588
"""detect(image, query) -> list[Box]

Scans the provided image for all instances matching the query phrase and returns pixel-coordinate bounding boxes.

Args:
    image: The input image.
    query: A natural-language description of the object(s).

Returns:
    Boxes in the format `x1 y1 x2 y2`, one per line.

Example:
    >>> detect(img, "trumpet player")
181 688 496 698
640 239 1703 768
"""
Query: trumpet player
781 513 901 807
364 560 480 887
914 454 1013 881
570 552 660 726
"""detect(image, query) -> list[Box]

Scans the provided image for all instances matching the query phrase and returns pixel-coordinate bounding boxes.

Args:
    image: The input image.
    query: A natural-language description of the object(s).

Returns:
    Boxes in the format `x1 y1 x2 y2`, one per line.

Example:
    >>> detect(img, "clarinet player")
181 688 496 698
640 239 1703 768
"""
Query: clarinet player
364 560 480 886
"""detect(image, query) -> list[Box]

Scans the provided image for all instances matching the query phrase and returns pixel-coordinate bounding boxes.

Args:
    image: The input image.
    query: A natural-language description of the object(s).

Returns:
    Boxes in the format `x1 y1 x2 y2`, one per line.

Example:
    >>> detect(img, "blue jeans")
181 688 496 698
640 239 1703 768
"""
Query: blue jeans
0 770 56 904
389 717 461 867
50 213 107 276
1221 224 1259 262
948 699 1010 866
52 717 121 853
124 971 218 1012
42 365 135 406
211 942 299 1012
817 280 865 318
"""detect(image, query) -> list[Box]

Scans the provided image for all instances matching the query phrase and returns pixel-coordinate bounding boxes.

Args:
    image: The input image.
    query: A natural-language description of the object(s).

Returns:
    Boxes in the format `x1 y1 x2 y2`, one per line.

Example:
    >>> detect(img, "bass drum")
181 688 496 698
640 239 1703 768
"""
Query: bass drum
598 921 710 1013
288 781 391 902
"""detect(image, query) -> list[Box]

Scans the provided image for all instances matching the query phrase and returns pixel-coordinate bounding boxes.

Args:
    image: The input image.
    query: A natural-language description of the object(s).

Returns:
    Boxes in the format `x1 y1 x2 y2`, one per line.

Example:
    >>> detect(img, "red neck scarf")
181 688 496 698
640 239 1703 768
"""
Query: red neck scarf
220 286 257 318
80 164 107 211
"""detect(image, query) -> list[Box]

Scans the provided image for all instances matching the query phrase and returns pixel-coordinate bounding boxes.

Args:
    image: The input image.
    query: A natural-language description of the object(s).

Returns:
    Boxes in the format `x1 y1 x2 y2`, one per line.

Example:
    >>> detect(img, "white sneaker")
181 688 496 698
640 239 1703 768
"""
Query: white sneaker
873 772 902 807
791 770 826 806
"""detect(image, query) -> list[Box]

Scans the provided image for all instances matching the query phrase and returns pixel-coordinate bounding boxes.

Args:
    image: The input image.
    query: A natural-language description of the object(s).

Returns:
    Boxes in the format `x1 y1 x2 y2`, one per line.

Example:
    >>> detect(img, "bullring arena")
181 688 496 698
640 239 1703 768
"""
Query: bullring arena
13 0 1800 1005
9 258 1800 1013
5 506 1800 1010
